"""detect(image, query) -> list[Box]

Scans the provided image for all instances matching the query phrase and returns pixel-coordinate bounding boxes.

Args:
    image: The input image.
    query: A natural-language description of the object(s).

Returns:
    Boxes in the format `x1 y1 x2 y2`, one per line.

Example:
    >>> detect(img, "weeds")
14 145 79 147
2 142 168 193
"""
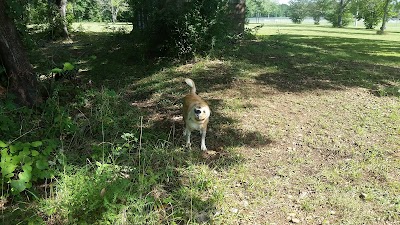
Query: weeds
2 23 400 224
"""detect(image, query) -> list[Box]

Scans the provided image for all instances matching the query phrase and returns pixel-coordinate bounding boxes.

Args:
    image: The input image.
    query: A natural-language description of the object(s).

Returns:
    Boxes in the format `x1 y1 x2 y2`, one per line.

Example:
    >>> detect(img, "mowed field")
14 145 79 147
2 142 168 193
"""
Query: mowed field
3 22 399 224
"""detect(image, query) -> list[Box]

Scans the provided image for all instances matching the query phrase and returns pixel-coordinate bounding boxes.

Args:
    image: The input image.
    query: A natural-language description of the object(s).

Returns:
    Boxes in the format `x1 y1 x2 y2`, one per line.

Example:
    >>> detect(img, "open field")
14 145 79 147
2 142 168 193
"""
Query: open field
1 23 400 224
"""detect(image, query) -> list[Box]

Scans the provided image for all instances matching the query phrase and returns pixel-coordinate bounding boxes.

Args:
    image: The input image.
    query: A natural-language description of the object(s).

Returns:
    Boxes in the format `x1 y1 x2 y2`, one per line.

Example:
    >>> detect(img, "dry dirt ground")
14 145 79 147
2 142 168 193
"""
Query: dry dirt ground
130 59 399 224
23 28 399 224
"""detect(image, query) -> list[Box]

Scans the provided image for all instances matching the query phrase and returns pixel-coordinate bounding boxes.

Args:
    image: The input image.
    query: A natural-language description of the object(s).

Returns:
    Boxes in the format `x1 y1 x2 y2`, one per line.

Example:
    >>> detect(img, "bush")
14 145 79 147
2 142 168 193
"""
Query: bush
130 0 235 59
0 140 58 195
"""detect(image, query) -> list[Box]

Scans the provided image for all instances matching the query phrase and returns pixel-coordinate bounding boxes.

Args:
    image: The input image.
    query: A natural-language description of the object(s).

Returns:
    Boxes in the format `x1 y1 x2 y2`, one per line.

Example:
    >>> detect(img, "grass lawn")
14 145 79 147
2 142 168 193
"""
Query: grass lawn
1 22 399 224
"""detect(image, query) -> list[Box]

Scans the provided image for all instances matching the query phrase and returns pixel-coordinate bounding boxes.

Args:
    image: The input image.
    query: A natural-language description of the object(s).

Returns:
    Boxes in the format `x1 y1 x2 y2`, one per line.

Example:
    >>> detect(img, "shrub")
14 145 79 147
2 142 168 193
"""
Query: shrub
0 140 58 195
130 0 235 59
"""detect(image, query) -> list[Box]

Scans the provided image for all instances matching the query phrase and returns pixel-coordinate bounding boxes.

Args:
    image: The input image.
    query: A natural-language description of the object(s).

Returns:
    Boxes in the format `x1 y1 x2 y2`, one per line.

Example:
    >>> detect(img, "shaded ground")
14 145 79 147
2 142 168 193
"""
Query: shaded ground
3 25 399 224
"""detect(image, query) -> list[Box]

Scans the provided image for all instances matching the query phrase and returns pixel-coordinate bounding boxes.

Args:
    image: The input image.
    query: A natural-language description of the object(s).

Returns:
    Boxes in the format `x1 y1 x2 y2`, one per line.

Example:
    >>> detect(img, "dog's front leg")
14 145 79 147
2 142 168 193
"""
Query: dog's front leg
185 128 192 149
200 129 207 151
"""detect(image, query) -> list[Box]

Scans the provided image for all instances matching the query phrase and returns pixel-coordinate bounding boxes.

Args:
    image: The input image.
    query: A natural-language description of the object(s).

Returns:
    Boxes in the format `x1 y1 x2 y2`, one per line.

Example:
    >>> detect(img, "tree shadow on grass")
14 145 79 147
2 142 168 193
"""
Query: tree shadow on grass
223 35 400 95
26 32 275 225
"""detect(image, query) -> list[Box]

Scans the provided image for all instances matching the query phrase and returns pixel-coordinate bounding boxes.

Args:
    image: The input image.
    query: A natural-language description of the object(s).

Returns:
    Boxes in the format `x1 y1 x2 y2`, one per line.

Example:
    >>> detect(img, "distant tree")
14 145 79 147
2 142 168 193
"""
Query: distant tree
337 0 352 27
325 0 353 27
278 4 290 17
309 0 331 24
98 0 129 23
0 0 41 106
356 0 384 29
247 0 286 17
71 0 102 22
288 0 309 24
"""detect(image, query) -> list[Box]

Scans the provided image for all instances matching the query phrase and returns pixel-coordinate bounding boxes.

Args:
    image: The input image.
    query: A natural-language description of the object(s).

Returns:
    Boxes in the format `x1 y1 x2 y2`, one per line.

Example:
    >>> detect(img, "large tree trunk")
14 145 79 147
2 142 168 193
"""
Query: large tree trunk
379 0 391 32
0 0 41 106
230 0 246 35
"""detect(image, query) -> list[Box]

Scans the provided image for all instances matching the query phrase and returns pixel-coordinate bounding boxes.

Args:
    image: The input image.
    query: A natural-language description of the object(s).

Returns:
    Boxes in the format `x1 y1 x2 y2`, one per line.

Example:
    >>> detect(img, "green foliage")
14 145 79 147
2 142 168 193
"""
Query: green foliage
0 139 57 195
246 0 283 17
325 7 353 27
130 0 235 59
288 0 309 24
51 62 75 74
356 0 385 29
309 0 332 24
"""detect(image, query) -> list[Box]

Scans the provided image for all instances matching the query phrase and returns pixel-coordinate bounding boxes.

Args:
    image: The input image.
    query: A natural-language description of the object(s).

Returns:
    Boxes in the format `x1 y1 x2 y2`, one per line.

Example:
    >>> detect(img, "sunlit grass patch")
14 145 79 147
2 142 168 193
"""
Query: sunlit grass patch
3 22 399 225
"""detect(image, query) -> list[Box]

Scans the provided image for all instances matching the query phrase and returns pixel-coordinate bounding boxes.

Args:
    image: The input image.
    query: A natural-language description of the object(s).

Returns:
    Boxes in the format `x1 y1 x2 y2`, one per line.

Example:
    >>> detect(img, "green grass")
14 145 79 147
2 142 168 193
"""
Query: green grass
1 22 399 224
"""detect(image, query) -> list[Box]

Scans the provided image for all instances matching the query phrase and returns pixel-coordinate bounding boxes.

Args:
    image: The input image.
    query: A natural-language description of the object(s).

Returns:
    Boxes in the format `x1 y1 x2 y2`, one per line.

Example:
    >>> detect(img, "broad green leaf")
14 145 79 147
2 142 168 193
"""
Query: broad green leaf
11 155 22 164
11 142 23 151
44 146 53 155
9 145 17 153
31 150 40 156
22 164 32 172
19 170 32 182
31 141 43 147
36 159 49 170
19 155 32 165
1 162 17 176
63 62 74 71
10 180 27 193
20 148 30 157
5 172 14 179
1 148 10 159
0 141 7 148
51 68 63 73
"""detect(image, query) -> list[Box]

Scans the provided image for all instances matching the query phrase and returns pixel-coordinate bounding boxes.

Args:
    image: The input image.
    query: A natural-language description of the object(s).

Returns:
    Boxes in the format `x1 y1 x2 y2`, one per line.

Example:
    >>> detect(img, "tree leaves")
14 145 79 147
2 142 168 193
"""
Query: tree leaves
0 140 7 147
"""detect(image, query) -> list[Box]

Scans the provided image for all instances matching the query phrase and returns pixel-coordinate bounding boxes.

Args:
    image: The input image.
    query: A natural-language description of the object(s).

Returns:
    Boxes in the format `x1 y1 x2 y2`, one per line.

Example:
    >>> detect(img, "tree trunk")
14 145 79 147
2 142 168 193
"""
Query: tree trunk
337 0 344 27
55 0 69 38
380 0 391 32
230 0 246 35
337 0 351 28
0 0 41 106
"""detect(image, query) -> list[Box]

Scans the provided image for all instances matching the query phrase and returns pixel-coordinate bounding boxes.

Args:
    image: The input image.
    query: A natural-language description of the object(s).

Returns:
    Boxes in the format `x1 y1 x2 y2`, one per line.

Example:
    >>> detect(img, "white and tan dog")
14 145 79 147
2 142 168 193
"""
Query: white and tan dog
183 78 211 151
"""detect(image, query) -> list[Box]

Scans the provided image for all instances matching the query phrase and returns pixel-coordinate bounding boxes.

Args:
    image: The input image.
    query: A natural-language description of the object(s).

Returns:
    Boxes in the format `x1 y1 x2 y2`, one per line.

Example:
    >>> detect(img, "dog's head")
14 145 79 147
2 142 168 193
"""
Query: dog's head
192 104 211 122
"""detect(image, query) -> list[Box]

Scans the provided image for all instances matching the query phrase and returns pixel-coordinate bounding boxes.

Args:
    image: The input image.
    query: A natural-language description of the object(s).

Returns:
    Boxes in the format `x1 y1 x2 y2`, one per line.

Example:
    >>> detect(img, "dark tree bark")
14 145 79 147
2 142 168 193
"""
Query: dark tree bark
230 0 246 35
0 0 41 106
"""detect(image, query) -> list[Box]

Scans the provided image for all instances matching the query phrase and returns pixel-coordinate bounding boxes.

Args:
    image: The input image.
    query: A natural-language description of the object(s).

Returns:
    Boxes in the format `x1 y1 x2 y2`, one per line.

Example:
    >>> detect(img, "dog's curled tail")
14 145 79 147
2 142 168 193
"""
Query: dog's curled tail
185 78 196 94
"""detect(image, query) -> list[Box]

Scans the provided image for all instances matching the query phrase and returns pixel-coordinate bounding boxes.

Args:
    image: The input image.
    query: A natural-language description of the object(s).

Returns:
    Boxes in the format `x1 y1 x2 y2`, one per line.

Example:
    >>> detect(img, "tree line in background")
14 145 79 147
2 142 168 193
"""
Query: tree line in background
286 0 400 30
246 0 400 30
246 0 290 17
